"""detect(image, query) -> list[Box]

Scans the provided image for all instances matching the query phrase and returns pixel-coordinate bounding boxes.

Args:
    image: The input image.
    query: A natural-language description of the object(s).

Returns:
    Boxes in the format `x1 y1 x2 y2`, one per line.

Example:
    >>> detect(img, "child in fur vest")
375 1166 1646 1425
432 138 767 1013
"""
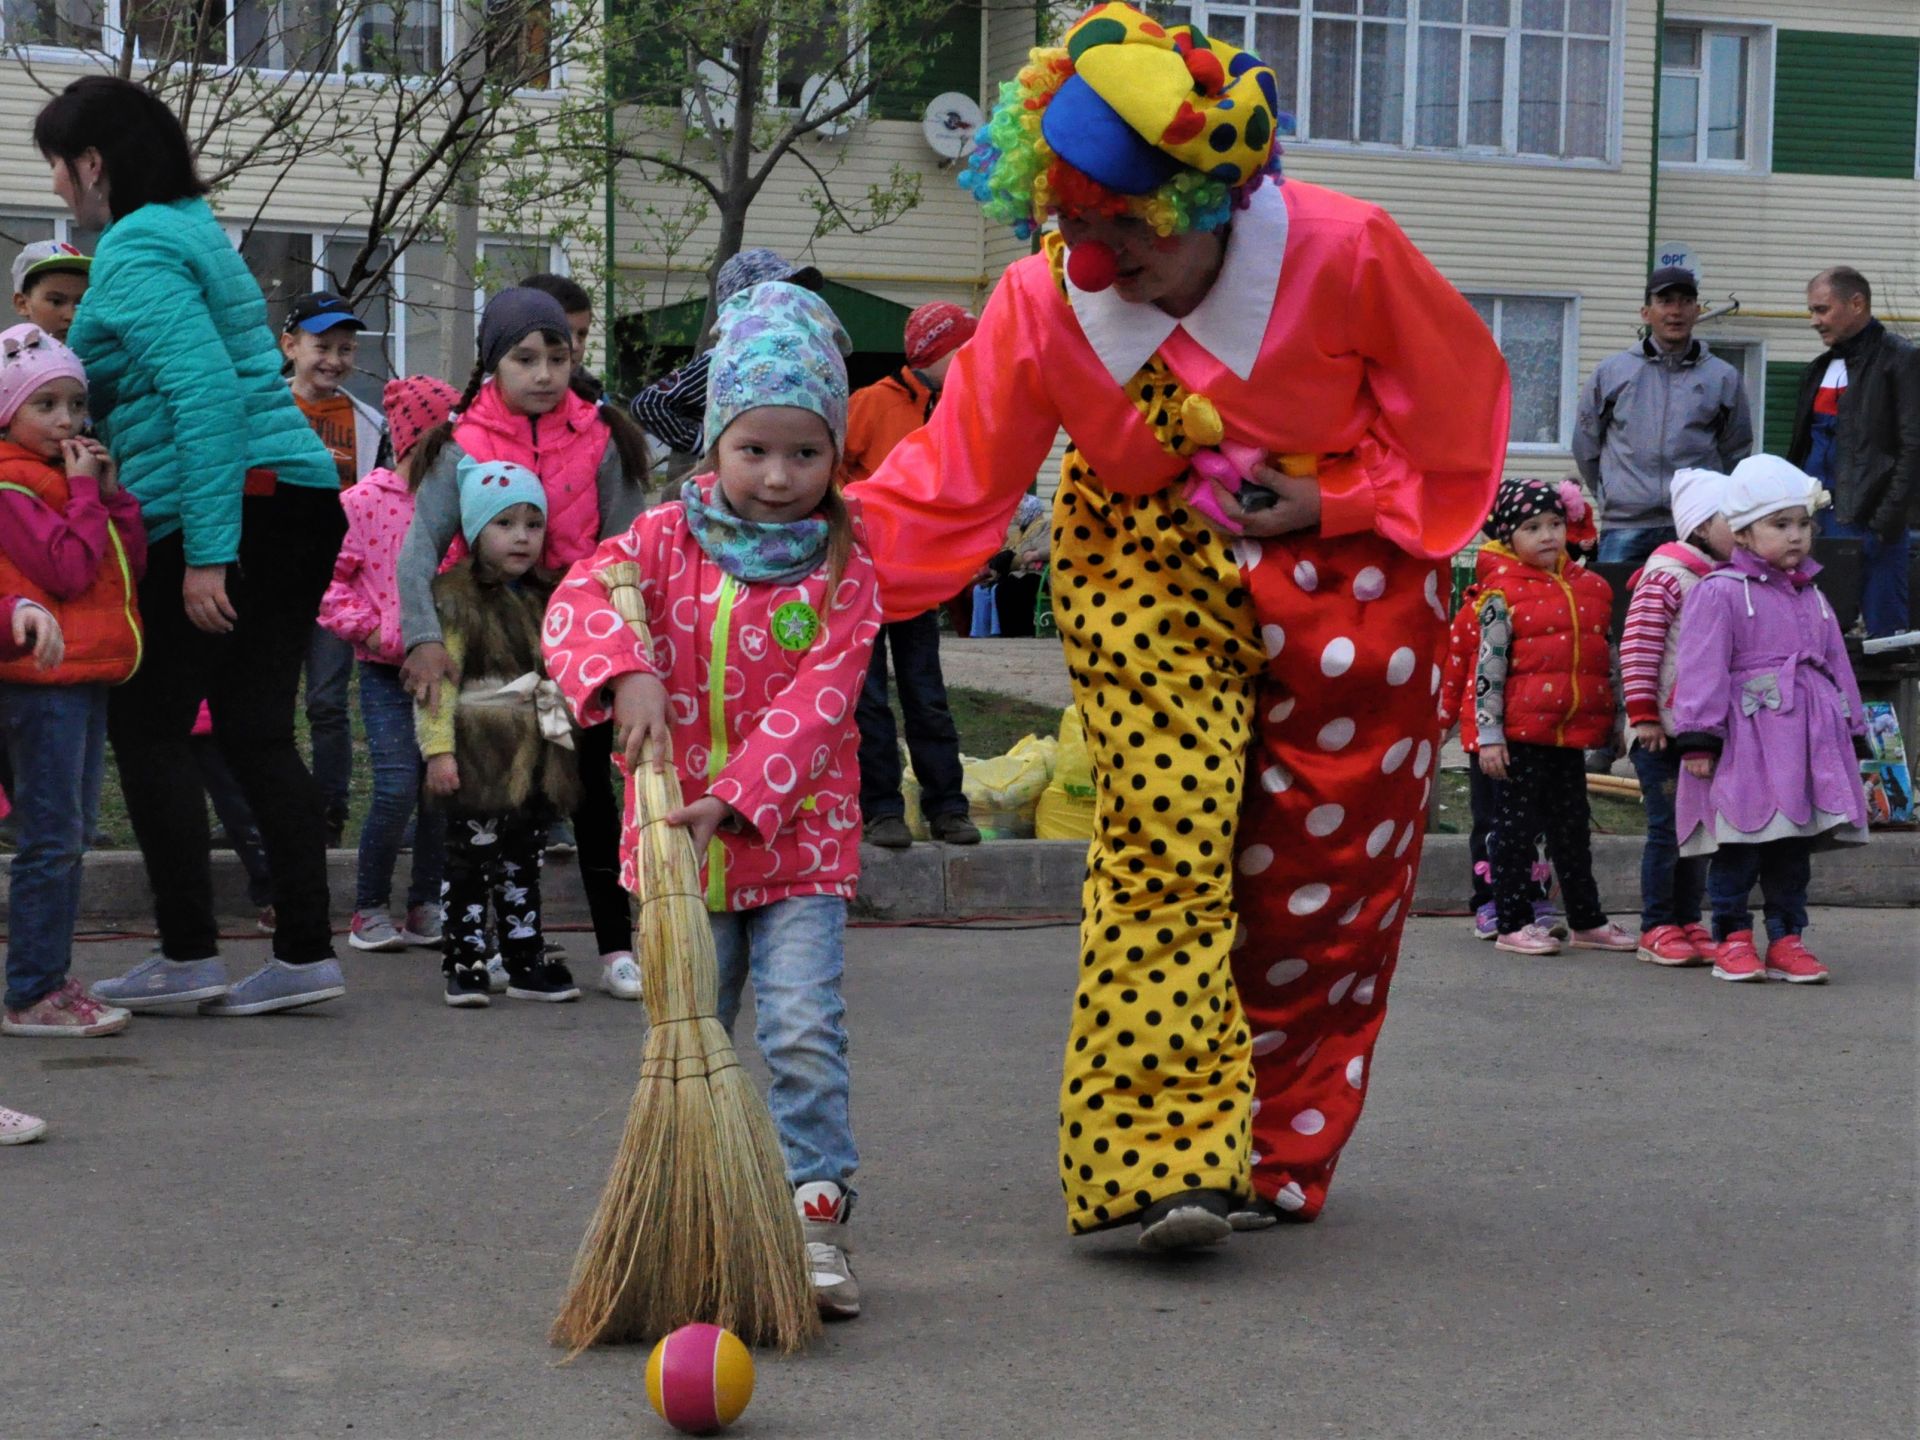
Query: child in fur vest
417 456 580 1007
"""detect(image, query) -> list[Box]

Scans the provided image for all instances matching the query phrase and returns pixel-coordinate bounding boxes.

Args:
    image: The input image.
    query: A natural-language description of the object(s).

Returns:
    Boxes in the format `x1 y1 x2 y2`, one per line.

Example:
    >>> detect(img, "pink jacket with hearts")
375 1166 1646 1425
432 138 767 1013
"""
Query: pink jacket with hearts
317 465 414 664
543 481 882 911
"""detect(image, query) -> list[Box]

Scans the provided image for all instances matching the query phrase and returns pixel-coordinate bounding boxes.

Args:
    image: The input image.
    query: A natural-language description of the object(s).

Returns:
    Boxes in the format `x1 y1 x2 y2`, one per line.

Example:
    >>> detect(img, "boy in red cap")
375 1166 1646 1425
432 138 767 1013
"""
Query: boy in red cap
840 302 982 849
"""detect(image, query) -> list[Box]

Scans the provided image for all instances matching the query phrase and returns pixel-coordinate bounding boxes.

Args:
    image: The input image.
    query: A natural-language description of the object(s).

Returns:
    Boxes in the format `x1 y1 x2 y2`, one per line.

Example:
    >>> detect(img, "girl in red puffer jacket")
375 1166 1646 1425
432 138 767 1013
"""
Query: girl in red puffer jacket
1453 479 1637 956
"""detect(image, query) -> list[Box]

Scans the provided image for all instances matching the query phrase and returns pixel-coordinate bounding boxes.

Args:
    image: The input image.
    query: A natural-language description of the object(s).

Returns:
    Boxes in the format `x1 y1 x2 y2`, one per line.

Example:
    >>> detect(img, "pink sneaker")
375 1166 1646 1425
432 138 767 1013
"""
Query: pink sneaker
1495 923 1562 955
1711 932 1765 983
1569 922 1637 952
1 1104 47 1144
3 979 131 1037
1682 923 1718 962
1764 935 1829 985
1636 925 1701 967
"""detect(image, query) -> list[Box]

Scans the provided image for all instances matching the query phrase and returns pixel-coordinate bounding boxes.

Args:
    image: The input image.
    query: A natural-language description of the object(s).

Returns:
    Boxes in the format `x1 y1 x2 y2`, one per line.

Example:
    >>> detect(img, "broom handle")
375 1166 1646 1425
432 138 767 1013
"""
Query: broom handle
593 561 722 1025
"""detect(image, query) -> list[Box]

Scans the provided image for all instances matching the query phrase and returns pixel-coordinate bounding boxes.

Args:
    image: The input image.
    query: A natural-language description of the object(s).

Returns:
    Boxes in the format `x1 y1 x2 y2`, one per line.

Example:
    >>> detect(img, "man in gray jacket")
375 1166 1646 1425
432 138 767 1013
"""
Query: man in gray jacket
1574 265 1754 567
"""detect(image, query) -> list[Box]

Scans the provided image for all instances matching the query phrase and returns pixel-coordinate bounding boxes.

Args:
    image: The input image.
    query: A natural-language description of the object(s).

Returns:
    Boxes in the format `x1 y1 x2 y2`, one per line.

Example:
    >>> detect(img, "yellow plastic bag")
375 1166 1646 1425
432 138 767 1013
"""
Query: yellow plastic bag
963 735 1056 838
1052 707 1093 798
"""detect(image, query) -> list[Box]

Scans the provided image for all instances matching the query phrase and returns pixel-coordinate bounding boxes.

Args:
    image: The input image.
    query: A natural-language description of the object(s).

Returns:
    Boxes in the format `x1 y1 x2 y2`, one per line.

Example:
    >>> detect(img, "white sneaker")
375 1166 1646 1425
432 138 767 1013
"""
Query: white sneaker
795 1181 859 1319
601 951 642 1001
1 1104 47 1144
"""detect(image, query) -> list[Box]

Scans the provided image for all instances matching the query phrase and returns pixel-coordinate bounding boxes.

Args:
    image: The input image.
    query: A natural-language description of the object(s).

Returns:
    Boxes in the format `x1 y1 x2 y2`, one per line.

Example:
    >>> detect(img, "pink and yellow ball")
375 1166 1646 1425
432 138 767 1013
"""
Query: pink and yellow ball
644 1324 755 1436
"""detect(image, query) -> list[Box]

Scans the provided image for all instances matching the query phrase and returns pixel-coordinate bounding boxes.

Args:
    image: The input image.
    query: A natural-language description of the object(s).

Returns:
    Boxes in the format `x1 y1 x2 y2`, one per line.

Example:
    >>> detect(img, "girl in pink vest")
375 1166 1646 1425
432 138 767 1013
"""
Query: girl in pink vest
394 289 656 999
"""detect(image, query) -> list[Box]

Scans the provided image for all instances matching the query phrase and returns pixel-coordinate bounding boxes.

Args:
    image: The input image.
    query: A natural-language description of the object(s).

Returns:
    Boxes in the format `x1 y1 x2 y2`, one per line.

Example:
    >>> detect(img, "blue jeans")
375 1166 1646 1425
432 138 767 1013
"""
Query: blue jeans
1596 524 1673 567
306 627 355 824
1707 838 1812 942
0 681 107 1010
1819 513 1915 639
1629 741 1707 931
356 662 445 912
711 895 857 1189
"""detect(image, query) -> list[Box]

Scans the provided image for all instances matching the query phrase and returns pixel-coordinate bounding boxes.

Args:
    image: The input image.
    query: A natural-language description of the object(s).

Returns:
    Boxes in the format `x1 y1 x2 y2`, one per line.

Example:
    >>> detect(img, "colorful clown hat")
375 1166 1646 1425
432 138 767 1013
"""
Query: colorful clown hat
1043 3 1279 194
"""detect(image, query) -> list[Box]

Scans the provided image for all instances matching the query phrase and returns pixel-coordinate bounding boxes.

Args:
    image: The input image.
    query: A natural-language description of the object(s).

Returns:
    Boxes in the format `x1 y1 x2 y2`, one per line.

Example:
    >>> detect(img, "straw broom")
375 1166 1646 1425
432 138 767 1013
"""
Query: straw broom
551 561 819 1355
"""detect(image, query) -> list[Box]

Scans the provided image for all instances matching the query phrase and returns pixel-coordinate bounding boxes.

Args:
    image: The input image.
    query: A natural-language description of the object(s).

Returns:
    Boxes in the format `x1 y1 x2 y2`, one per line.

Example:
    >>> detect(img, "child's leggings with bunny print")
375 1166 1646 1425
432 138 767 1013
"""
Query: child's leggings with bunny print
440 813 546 976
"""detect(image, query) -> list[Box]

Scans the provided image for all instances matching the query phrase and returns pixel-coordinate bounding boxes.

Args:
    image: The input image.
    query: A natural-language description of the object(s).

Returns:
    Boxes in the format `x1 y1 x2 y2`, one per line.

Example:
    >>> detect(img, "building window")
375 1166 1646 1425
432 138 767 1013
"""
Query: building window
3 0 449 74
0 212 101 295
1466 293 1574 449
1660 23 1764 167
1150 0 1616 162
233 223 560 402
1704 336 1765 444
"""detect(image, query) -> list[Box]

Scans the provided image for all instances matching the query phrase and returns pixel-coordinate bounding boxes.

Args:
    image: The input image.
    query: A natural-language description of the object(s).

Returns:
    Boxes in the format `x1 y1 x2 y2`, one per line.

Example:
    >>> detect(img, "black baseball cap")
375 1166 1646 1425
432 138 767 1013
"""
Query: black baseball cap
1645 265 1699 300
282 292 366 336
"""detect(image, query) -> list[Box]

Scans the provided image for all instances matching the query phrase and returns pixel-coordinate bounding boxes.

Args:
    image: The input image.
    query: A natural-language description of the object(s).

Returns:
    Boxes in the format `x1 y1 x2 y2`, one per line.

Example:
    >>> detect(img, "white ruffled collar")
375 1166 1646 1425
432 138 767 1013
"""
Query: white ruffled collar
1064 180 1290 385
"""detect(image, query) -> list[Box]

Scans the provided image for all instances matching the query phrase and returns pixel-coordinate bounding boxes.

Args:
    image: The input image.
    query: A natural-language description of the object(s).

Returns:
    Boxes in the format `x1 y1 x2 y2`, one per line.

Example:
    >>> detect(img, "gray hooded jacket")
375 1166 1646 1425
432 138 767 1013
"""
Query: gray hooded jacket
1573 338 1754 530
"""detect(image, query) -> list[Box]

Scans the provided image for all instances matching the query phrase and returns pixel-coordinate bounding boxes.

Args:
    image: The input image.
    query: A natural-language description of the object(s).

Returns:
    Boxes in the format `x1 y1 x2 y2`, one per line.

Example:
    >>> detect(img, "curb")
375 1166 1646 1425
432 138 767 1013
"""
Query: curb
25 833 1920 934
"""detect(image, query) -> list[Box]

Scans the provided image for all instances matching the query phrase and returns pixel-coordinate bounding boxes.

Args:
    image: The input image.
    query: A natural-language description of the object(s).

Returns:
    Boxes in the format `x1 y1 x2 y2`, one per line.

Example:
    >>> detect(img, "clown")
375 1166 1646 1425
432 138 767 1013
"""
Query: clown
851 4 1510 1248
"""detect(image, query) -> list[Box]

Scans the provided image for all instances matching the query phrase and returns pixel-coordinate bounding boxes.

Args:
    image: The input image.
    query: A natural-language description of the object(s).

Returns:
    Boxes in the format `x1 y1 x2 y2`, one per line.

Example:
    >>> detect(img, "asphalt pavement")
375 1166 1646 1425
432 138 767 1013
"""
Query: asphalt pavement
3 913 1914 1440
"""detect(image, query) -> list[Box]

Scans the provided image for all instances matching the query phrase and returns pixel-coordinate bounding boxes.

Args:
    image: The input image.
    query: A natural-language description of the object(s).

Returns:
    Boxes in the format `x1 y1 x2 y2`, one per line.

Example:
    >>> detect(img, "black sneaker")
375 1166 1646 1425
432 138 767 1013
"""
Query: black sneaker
862 815 912 849
505 960 580 1003
444 963 491 1008
1136 1189 1232 1251
929 811 982 845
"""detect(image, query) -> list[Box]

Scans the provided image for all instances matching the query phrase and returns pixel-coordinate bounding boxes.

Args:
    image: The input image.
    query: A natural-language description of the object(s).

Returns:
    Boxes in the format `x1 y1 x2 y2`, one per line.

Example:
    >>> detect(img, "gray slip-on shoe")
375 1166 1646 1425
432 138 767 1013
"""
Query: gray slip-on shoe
199 958 345 1016
90 955 230 1011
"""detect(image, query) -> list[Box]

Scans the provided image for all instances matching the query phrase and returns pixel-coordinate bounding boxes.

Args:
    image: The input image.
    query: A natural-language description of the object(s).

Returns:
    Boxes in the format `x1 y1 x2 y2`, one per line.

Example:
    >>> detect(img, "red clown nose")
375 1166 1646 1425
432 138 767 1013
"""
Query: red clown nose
1066 239 1119 293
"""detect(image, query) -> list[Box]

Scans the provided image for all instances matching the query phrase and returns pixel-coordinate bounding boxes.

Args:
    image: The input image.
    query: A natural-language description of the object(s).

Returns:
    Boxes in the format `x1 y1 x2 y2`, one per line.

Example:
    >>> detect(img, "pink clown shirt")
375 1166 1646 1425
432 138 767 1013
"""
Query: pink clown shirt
848 178 1511 618
318 465 416 665
543 481 882 911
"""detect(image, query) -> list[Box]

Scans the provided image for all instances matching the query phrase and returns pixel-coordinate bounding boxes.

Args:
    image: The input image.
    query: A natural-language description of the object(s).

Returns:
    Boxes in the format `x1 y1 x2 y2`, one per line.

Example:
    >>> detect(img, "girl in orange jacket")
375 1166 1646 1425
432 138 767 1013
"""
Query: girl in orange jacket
0 325 143 1037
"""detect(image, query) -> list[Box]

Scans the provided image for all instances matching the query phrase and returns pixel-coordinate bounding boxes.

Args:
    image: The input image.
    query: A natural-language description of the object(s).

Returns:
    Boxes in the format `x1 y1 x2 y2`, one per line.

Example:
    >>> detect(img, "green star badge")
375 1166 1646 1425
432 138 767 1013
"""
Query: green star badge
772 601 822 652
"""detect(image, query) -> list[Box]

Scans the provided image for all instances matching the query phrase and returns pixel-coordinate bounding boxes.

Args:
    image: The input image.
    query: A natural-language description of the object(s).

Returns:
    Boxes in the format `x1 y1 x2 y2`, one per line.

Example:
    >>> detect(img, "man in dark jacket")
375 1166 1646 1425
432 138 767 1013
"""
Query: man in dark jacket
1574 264 1754 568
1788 266 1920 638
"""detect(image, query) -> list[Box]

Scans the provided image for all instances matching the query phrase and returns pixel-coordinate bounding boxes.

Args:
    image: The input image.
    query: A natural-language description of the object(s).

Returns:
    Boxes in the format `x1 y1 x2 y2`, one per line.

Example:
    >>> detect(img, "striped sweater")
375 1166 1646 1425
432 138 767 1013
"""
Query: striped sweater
1620 541 1717 733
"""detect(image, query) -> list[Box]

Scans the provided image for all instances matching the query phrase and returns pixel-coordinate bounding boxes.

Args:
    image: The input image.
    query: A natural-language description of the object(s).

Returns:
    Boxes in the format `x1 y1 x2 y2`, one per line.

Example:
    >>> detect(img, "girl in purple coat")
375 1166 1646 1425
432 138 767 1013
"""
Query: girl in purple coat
1672 455 1870 985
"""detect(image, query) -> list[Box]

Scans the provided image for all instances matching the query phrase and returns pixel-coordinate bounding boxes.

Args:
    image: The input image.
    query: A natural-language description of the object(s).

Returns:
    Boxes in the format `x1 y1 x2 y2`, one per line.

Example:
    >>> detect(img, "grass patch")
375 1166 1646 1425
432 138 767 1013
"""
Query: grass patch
944 686 1066 759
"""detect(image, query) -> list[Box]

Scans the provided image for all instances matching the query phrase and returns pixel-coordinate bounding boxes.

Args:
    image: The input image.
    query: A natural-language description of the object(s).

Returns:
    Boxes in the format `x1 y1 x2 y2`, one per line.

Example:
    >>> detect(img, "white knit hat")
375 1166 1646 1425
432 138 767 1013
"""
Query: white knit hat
1669 467 1728 544
1722 454 1826 533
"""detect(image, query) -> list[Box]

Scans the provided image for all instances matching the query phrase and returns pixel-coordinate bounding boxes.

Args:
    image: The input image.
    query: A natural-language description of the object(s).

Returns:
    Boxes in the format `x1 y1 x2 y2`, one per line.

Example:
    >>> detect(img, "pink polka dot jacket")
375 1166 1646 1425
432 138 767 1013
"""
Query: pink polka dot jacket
544 478 882 910
318 465 415 665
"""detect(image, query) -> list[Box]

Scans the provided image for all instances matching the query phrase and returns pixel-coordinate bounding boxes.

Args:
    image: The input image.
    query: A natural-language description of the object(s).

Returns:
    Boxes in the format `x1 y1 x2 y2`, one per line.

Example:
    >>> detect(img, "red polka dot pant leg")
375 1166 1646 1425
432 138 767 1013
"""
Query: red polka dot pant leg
1227 532 1449 1220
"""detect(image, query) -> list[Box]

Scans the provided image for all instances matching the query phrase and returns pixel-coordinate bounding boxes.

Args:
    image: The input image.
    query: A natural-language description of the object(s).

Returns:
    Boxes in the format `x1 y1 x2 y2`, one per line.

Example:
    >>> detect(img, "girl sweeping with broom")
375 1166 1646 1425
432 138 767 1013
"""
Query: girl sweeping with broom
545 279 881 1321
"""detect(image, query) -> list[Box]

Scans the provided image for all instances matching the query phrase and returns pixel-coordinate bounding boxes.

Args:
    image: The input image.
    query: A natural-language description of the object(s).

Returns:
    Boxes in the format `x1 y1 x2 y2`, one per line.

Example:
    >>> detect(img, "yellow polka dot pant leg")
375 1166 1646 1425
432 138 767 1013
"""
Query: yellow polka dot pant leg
1050 457 1263 1233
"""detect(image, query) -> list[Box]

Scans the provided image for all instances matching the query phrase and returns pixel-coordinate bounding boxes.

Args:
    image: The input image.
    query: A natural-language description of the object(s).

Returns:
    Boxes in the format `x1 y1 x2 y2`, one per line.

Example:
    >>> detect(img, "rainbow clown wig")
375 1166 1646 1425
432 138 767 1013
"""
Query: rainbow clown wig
960 2 1283 246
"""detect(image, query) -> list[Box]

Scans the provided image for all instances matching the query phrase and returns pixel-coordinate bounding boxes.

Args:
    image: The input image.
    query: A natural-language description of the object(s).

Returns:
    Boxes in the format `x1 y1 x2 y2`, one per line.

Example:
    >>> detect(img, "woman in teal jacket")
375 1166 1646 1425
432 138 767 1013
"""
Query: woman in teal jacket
36 77 348 1017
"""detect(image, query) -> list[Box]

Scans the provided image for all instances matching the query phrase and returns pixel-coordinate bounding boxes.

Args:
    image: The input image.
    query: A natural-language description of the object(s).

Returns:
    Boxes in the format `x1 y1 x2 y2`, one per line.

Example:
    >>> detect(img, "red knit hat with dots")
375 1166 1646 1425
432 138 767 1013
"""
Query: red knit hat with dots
903 302 977 370
382 375 459 462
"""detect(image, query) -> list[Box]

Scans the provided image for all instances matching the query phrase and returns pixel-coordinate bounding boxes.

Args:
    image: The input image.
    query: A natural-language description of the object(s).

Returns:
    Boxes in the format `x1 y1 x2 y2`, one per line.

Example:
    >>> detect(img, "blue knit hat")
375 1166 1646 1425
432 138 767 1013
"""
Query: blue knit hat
458 454 547 547
702 280 852 454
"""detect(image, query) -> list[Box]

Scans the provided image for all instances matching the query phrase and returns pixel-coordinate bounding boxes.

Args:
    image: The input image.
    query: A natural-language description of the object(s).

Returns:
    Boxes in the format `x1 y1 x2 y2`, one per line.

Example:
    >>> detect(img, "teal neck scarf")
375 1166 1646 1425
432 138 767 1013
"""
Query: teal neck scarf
680 478 829 584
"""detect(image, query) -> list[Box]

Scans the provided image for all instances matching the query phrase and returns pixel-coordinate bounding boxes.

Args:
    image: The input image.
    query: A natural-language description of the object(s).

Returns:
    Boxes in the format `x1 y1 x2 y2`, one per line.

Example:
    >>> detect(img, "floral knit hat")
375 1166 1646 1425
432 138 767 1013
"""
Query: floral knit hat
702 280 852 454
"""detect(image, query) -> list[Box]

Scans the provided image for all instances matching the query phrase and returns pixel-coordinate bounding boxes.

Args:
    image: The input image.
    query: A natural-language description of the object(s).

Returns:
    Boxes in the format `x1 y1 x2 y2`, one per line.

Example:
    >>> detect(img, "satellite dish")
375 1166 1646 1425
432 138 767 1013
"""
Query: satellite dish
923 91 984 163
686 58 737 131
802 75 853 138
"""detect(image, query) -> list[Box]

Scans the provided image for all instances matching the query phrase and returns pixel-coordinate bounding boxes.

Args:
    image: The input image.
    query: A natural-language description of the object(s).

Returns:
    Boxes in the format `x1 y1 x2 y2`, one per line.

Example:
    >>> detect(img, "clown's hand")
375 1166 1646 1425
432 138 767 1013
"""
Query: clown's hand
1214 461 1321 537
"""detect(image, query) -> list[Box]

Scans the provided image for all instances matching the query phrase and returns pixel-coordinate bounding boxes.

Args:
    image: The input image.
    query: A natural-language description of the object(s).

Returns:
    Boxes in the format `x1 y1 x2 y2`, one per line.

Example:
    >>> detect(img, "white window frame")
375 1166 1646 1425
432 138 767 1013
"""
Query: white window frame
1658 18 1772 173
0 209 96 251
1155 0 1623 168
1699 331 1767 447
1464 288 1579 453
1 1 565 90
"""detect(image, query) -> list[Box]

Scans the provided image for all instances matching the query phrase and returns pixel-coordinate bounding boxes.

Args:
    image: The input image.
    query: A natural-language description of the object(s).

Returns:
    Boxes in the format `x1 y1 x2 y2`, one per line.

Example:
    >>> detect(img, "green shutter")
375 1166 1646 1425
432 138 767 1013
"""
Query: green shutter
874 3 984 120
1763 360 1806 455
639 279 913 354
1773 30 1919 178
